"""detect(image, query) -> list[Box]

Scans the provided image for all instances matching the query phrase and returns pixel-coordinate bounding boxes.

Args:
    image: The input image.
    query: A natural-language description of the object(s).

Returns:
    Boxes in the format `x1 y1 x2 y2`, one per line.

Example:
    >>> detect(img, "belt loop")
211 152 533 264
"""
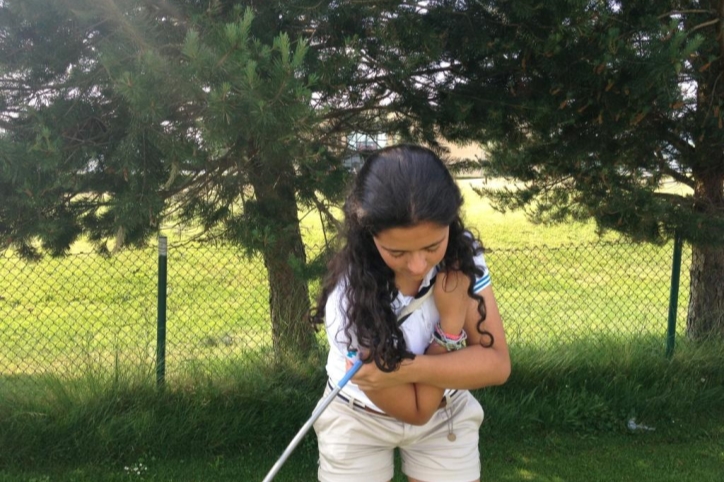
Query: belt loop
346 394 355 409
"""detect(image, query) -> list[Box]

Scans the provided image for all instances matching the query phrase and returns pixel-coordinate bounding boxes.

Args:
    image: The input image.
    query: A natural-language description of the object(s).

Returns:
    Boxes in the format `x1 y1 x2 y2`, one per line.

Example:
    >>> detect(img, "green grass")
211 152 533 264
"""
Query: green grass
1 431 722 481
0 341 722 479
0 245 277 384
487 341 724 436
489 241 690 348
293 179 626 249
459 179 623 248
0 180 689 389
1 177 719 480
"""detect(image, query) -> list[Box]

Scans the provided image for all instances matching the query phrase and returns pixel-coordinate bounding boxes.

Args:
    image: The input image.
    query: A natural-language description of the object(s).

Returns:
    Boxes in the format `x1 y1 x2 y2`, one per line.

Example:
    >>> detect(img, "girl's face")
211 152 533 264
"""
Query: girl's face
373 221 450 290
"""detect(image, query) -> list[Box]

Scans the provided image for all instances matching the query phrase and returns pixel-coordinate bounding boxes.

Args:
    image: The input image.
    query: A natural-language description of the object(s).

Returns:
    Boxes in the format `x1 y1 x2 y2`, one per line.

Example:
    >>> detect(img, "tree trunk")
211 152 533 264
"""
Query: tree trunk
687 244 724 339
686 9 724 339
687 172 724 339
249 164 315 359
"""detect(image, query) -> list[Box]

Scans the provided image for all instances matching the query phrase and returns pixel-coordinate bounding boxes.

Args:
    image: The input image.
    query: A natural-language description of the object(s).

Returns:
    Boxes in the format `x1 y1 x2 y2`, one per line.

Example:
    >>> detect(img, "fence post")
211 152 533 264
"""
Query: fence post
156 236 168 388
666 231 683 359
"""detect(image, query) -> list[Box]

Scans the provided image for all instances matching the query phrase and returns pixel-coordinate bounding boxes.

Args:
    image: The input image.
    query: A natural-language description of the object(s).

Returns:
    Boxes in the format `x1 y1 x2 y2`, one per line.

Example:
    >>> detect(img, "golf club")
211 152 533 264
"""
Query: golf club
261 356 364 482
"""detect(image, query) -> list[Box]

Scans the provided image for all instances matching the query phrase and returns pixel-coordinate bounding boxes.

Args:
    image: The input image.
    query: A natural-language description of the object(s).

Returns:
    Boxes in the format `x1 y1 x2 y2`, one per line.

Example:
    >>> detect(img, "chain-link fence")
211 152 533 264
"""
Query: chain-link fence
0 240 690 396
490 241 689 349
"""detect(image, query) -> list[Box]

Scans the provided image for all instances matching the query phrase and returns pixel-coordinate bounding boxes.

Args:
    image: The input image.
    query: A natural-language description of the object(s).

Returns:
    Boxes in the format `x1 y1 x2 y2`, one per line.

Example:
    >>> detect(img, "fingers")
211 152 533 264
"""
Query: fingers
350 362 373 388
350 361 405 391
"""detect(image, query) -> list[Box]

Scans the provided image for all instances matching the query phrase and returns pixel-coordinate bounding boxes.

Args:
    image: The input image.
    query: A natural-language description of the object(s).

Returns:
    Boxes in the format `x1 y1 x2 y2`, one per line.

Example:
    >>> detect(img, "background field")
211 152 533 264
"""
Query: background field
0 180 690 391
1 178 721 481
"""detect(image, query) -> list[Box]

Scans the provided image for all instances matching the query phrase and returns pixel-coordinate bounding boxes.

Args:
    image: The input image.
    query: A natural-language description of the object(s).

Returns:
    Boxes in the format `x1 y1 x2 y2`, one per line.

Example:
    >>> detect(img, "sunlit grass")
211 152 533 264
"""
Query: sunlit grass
0 340 721 476
0 178 692 393
0 176 720 478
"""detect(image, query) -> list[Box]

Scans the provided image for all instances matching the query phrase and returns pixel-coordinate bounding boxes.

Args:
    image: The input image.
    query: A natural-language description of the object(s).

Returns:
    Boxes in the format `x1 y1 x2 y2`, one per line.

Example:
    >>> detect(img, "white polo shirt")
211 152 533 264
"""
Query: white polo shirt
324 252 491 412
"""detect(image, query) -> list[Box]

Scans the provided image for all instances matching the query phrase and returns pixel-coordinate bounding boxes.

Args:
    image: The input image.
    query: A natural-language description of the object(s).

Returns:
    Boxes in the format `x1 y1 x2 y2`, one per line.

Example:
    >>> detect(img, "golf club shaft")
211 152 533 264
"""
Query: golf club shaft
261 358 364 482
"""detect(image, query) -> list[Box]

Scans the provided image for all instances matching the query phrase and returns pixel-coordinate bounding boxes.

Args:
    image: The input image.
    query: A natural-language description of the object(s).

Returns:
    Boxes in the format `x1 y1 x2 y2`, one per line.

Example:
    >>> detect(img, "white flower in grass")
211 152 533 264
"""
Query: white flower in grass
124 461 149 477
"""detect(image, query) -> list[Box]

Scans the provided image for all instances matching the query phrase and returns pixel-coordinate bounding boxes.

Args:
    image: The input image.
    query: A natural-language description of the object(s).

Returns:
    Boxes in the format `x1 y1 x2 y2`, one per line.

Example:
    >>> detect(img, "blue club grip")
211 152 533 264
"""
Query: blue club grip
337 358 363 388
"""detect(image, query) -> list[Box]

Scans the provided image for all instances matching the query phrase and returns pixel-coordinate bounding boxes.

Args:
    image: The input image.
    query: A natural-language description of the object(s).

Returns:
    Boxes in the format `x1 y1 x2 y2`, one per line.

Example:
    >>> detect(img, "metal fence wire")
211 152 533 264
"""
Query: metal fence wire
0 240 690 394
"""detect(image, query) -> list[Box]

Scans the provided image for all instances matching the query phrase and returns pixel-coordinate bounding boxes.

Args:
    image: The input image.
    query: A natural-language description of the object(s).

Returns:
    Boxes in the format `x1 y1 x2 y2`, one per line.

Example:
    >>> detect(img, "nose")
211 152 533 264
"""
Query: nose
407 252 427 276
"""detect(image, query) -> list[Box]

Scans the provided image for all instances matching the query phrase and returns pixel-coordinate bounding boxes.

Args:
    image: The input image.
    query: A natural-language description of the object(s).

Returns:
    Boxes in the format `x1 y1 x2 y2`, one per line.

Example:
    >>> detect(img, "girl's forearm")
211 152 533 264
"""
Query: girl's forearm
350 344 510 393
363 344 459 425
351 288 510 393
400 344 510 390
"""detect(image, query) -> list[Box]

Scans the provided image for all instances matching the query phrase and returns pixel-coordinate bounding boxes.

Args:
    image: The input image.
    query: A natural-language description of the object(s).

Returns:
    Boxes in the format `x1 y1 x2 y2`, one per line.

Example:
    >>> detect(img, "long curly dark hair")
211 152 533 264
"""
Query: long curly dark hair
311 144 491 372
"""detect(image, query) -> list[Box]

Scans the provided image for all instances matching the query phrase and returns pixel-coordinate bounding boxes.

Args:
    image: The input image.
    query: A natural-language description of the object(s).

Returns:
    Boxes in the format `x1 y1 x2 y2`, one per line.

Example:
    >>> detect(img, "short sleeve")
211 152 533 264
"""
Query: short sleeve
472 251 492 293
325 281 357 352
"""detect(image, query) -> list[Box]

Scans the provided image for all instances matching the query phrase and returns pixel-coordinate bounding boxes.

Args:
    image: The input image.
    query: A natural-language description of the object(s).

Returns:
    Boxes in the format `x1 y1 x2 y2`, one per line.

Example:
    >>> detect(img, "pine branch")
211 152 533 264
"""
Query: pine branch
310 192 343 236
656 122 697 160
653 150 695 189
652 192 695 207
689 18 721 33
658 10 715 19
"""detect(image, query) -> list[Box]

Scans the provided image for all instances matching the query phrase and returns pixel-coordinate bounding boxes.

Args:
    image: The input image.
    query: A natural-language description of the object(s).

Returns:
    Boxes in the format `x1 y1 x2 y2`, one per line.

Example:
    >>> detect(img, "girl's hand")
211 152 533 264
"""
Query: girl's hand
349 358 411 391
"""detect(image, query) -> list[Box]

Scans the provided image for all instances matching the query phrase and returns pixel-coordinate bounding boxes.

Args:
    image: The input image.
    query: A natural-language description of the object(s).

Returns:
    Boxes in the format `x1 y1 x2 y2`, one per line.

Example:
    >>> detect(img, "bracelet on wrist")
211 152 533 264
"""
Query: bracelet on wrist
430 322 467 351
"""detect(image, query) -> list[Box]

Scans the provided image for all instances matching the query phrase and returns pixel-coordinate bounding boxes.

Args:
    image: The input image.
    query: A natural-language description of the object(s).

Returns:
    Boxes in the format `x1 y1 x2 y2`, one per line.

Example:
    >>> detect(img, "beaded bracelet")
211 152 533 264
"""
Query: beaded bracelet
431 322 467 351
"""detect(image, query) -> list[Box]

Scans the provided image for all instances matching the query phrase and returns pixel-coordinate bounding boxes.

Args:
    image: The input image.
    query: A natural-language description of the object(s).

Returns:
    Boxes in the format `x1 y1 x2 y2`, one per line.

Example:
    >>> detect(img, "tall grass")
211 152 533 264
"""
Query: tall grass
0 348 328 466
0 205 688 389
1 177 720 470
484 339 724 437
1 339 721 468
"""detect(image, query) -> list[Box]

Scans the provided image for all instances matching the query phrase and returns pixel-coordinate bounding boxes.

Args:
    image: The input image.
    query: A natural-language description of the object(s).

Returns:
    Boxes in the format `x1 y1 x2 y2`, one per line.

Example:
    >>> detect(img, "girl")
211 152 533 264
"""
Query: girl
312 144 510 482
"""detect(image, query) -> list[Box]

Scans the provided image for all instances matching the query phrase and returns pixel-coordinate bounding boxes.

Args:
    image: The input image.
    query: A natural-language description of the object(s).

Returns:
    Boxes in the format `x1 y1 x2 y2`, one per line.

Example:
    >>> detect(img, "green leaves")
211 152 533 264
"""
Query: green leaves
410 0 724 245
182 30 201 60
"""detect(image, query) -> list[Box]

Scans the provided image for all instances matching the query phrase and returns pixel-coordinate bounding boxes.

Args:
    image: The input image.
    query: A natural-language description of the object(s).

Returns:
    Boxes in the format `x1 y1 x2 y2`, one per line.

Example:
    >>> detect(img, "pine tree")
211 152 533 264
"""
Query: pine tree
394 0 724 339
0 0 430 356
